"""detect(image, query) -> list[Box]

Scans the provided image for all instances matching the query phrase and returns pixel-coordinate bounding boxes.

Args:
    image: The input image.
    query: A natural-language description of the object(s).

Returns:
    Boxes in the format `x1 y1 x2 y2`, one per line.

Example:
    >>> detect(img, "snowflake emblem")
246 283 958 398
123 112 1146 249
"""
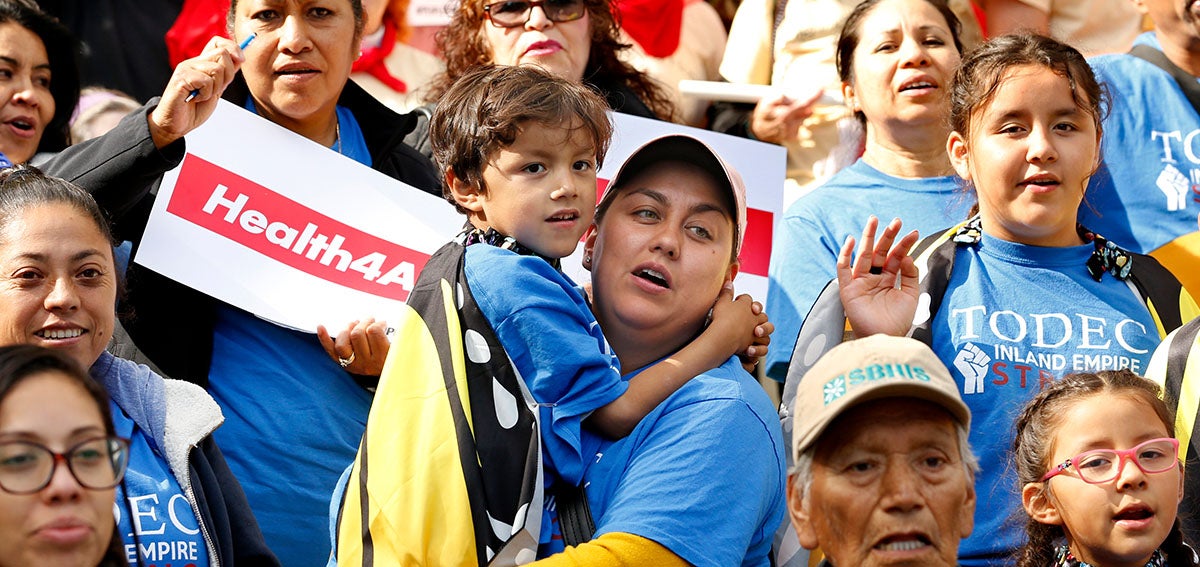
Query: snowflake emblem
823 376 847 405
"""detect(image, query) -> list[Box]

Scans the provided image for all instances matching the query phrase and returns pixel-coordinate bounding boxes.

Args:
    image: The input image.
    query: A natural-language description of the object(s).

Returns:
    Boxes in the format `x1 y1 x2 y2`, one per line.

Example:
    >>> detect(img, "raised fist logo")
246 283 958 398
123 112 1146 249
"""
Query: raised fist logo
954 342 991 395
1157 164 1189 212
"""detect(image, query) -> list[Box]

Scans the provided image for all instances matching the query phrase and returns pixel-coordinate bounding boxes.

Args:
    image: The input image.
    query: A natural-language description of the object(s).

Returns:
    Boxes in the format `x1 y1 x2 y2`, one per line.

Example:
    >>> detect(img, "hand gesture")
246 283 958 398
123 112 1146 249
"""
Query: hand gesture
738 299 773 373
749 89 823 144
317 317 390 376
707 284 770 360
837 216 920 337
148 36 247 148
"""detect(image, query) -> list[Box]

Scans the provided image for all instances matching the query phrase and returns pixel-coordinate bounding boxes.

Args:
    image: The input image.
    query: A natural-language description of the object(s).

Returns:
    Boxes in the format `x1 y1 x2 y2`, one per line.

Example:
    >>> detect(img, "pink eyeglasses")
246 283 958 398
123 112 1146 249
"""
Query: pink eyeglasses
1041 437 1179 484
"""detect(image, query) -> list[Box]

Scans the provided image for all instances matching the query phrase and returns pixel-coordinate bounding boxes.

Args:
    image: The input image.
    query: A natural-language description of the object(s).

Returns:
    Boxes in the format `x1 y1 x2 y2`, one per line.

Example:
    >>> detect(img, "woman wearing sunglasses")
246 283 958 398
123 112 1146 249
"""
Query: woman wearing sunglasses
0 344 129 567
405 0 676 155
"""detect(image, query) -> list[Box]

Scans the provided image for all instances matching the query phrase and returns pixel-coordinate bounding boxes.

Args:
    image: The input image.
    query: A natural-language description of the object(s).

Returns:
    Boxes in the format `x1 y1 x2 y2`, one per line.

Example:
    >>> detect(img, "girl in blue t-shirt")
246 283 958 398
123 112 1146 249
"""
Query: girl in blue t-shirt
1012 370 1196 567
834 33 1197 566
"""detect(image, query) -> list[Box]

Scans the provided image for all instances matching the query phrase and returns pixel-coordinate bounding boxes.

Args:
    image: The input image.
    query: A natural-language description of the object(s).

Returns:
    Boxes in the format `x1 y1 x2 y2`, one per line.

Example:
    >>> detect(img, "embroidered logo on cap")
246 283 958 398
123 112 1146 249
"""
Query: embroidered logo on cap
821 364 932 405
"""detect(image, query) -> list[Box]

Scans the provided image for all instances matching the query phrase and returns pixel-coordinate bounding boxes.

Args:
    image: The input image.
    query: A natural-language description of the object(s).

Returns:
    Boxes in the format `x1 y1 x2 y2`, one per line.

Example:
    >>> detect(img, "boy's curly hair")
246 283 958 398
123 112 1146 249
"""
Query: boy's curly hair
429 64 613 214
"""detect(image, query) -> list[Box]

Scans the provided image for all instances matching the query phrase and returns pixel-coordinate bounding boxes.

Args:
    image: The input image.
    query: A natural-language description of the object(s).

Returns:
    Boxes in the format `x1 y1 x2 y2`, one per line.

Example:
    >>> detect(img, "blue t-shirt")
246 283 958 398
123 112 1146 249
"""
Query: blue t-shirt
209 307 372 567
111 401 210 567
766 159 971 380
463 245 627 548
463 245 626 485
214 101 373 567
933 236 1161 566
243 100 372 167
1084 33 1199 284
576 357 786 567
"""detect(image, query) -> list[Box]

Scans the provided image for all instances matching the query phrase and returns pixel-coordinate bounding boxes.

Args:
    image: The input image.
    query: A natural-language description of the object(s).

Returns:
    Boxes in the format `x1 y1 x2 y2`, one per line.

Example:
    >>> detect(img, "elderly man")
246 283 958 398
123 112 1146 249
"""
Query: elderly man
787 335 977 566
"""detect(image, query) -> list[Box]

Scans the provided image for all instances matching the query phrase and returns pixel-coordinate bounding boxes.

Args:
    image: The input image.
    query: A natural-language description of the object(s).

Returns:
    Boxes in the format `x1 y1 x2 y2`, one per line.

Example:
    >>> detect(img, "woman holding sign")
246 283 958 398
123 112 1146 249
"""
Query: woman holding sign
0 166 276 566
115 1 442 565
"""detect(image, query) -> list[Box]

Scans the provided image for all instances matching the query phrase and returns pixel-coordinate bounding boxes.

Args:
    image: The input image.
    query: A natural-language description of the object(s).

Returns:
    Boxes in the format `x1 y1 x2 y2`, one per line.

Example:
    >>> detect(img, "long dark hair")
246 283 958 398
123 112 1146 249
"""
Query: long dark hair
428 0 675 121
1012 369 1196 566
0 0 81 155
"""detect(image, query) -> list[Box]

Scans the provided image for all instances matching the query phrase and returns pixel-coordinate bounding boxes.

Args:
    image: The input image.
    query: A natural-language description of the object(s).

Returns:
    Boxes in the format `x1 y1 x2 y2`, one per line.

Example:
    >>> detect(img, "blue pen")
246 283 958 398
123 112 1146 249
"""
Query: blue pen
185 33 256 103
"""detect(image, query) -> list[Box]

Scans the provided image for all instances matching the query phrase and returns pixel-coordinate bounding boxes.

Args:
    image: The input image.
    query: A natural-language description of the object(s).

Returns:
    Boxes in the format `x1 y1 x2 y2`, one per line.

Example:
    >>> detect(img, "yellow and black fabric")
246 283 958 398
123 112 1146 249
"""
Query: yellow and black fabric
1148 317 1200 543
909 216 1198 345
335 237 541 566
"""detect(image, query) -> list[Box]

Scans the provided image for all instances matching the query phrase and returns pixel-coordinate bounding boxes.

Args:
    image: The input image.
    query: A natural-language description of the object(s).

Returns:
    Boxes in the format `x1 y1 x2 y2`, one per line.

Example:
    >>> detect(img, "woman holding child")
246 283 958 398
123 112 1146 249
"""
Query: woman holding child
335 65 776 566
838 33 1198 566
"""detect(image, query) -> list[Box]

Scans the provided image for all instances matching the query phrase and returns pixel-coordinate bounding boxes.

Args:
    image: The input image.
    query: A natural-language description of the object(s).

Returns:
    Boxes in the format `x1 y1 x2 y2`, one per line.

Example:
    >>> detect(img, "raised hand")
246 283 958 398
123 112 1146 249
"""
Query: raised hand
148 36 248 148
837 216 920 337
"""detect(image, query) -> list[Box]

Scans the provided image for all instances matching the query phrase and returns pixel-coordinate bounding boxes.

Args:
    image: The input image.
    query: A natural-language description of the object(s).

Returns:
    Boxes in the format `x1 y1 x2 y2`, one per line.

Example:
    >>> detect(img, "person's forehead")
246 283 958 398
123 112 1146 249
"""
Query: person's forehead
816 398 959 455
615 161 732 213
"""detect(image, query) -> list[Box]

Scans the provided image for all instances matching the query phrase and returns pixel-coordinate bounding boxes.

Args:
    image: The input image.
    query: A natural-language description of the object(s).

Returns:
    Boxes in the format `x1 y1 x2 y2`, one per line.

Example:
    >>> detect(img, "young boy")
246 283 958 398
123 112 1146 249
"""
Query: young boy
334 65 766 566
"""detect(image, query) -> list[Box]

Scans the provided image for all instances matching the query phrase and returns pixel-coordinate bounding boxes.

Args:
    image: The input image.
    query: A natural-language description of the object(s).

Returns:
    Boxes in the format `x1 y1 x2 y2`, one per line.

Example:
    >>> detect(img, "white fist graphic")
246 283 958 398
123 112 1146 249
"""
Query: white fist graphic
954 342 991 395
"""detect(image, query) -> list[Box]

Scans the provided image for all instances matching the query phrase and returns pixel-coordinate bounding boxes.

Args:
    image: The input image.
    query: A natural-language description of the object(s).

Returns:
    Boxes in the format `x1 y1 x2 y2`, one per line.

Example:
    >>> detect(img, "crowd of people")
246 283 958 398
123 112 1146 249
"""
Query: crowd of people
1 0 1199 566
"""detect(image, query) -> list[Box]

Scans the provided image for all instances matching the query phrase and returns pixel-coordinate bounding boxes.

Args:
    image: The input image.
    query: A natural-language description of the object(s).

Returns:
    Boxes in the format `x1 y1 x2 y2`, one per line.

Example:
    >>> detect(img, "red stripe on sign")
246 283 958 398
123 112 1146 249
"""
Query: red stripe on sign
166 155 429 302
740 208 772 277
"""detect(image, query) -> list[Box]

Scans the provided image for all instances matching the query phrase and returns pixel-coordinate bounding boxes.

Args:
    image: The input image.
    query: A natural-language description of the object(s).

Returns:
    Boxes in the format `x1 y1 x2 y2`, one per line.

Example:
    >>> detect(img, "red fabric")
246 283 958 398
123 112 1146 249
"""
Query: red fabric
613 0 684 58
351 19 409 94
166 0 231 68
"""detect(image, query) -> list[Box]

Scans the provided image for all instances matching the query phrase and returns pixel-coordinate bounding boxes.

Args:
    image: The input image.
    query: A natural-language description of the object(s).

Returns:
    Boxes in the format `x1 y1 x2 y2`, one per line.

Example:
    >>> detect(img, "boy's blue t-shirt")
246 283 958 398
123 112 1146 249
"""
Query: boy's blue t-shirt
936 236 1160 566
463 244 627 485
111 401 210 567
767 159 971 381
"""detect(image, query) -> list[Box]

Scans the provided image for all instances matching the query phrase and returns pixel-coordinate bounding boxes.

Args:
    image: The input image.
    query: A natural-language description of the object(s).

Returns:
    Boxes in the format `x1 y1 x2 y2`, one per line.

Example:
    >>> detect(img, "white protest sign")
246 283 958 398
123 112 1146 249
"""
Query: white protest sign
136 100 462 333
137 103 784 334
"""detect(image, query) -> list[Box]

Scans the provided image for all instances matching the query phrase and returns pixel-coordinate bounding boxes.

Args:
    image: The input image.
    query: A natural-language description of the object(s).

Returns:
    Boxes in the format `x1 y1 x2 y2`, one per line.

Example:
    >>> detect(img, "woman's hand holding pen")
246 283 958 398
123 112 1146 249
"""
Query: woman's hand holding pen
148 35 250 149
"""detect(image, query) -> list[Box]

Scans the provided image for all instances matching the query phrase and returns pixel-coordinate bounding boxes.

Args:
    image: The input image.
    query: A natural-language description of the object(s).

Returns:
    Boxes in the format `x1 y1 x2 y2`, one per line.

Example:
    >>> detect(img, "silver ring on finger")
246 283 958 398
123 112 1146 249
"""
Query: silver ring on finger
338 352 356 368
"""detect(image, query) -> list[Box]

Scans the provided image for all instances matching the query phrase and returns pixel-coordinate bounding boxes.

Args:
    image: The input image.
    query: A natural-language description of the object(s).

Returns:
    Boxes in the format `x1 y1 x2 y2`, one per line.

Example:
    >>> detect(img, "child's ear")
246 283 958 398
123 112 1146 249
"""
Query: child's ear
948 131 972 182
842 81 859 114
446 168 485 214
725 261 740 285
582 224 598 271
1022 482 1063 526
1179 462 1186 504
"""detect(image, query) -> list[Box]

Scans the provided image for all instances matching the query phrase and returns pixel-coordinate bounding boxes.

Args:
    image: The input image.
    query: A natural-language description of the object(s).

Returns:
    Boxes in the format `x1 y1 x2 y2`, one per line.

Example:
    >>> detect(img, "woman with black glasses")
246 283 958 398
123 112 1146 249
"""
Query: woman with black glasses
0 344 128 567
0 166 277 567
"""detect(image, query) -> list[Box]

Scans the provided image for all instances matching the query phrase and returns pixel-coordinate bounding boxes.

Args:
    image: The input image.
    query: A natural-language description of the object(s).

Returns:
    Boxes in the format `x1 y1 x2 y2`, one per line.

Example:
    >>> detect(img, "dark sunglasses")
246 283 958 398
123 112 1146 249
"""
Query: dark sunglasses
483 0 587 28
